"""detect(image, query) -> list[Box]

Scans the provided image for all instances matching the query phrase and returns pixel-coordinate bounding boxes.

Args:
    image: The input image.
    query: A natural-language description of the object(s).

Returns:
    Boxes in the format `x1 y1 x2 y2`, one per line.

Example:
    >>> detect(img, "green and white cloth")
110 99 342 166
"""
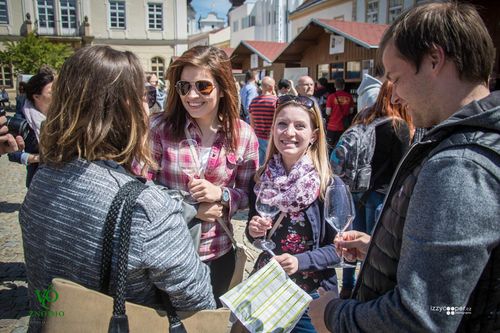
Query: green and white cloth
221 259 312 333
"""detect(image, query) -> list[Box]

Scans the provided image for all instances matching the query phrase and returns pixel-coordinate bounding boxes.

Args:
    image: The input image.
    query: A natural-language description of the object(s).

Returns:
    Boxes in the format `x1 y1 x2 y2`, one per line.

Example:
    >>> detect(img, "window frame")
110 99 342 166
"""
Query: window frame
151 57 165 81
387 0 403 23
0 65 13 88
37 0 56 34
365 0 379 23
109 0 126 29
147 2 163 30
0 0 9 25
60 0 77 35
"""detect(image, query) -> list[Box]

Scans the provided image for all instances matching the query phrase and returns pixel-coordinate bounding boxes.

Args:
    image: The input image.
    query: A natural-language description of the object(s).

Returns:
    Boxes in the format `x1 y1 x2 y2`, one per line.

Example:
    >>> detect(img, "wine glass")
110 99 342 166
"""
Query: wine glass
324 178 356 268
252 181 280 256
177 139 202 204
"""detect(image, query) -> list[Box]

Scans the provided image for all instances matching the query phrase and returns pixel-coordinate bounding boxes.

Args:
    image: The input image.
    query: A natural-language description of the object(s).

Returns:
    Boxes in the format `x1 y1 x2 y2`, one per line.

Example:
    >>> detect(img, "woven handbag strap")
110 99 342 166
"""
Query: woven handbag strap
99 180 146 328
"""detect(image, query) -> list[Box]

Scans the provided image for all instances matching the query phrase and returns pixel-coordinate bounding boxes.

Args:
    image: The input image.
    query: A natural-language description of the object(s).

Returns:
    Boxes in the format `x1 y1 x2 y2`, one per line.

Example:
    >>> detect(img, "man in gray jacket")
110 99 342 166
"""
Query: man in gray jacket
318 2 499 332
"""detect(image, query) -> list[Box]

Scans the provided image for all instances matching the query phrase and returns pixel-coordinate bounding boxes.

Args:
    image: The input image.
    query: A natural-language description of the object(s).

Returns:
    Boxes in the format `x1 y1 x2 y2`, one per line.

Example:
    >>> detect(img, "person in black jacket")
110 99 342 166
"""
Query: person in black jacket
8 68 54 187
339 80 413 298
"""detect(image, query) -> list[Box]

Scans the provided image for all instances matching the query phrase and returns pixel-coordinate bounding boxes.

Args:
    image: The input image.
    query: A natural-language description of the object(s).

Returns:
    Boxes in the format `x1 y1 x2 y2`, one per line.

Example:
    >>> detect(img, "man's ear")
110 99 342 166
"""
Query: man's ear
429 44 446 73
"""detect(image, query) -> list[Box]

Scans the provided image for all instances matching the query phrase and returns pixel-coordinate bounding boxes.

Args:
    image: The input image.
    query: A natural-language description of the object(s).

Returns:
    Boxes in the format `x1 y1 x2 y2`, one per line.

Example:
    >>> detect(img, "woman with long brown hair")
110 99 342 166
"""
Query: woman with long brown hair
338 80 413 298
147 45 259 306
21 45 215 332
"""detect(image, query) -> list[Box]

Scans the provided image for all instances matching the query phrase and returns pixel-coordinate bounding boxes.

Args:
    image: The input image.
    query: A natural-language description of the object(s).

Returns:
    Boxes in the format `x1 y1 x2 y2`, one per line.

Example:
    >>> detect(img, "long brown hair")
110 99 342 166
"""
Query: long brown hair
353 80 414 137
162 46 240 150
40 46 156 175
256 101 331 199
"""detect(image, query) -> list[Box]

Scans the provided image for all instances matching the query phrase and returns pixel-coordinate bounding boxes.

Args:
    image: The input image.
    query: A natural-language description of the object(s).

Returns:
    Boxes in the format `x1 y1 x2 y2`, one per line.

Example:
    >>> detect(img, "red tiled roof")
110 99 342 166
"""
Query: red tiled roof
242 40 289 62
221 47 234 57
314 19 388 48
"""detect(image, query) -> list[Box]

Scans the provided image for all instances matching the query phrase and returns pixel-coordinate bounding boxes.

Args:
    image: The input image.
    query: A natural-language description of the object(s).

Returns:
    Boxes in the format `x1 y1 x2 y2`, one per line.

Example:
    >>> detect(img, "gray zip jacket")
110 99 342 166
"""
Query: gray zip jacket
20 159 216 331
326 91 500 332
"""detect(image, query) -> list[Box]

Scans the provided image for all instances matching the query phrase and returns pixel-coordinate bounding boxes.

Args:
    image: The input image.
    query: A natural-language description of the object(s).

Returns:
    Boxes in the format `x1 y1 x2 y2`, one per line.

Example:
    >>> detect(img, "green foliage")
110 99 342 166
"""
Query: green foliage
0 33 73 74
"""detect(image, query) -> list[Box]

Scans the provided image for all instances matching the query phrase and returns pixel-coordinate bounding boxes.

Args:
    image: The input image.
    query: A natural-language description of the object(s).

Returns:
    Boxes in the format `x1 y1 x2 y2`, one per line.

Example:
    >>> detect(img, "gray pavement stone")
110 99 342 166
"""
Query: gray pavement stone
0 155 28 333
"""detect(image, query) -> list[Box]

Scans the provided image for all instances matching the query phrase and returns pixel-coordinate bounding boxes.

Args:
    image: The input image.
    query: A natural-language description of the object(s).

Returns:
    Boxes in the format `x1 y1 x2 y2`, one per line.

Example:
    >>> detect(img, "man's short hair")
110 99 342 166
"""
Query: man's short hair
278 78 291 90
334 78 345 90
245 70 256 82
379 2 494 83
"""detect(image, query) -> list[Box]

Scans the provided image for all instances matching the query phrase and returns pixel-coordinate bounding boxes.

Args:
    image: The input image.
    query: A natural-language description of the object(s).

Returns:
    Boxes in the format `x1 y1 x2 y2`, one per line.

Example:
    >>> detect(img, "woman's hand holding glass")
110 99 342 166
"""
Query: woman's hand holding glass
248 215 273 238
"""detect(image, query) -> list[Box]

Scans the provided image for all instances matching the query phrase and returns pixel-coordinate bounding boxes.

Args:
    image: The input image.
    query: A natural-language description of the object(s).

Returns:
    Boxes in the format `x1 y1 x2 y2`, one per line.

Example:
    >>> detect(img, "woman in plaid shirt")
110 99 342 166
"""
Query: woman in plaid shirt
148 46 259 306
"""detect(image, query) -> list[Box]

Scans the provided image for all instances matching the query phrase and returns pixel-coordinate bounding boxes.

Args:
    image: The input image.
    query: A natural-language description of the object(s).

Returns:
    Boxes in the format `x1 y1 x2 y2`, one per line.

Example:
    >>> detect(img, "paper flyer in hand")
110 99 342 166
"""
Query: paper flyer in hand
220 259 312 333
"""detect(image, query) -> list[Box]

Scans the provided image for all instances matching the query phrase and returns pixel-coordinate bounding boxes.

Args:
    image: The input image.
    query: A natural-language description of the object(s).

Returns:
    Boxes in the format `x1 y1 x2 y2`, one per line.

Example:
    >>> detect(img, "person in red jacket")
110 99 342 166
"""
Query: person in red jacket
325 78 354 150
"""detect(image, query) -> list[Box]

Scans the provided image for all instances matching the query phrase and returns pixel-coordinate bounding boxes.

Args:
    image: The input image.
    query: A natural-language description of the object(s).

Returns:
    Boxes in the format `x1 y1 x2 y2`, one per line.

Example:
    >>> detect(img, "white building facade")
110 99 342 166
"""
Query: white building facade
229 0 304 48
0 0 189 84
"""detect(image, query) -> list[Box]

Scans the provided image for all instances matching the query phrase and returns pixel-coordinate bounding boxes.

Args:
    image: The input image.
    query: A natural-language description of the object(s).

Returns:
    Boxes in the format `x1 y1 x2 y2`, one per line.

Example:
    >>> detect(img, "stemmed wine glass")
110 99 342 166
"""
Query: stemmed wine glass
324 177 356 268
177 139 202 204
252 181 280 256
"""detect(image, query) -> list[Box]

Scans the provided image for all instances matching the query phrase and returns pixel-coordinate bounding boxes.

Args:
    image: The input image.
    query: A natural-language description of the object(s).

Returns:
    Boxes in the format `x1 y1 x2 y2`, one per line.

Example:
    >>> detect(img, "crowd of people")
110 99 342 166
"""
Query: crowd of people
0 1 498 332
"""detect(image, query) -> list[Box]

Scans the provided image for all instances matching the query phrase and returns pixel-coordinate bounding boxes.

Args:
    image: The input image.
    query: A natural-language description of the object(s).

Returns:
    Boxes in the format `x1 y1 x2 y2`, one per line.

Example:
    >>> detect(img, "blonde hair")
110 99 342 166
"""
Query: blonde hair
256 101 332 199
40 46 157 176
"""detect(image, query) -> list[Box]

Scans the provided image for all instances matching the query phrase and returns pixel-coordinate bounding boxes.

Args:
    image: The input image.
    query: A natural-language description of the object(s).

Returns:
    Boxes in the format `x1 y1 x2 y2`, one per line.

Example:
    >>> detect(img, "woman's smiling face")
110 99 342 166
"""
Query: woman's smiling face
273 104 317 170
178 65 223 123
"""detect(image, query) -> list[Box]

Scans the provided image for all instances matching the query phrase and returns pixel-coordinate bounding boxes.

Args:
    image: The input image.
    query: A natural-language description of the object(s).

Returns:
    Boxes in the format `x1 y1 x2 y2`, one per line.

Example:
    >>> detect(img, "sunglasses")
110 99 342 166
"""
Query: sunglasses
276 95 315 109
175 80 216 96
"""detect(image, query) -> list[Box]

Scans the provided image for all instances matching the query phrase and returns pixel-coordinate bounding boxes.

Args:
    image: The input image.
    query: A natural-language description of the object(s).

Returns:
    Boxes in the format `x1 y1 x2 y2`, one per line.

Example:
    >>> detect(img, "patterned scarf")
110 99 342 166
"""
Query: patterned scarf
255 154 320 213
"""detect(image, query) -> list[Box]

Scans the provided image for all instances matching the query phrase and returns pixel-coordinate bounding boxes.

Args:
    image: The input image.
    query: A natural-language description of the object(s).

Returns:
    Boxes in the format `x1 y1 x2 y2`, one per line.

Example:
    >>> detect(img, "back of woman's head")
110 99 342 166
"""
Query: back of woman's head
164 45 240 149
355 80 413 135
26 68 55 103
41 45 156 174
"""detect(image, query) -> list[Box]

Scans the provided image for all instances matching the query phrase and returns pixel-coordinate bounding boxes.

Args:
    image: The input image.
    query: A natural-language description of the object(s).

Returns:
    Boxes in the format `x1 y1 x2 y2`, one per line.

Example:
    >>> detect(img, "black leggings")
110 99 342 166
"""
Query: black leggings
205 248 235 308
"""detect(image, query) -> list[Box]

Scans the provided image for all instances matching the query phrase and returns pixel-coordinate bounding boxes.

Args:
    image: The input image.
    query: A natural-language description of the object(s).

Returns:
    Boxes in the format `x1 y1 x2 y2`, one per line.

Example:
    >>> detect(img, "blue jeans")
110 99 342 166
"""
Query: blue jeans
257 138 268 166
342 190 385 289
291 292 319 333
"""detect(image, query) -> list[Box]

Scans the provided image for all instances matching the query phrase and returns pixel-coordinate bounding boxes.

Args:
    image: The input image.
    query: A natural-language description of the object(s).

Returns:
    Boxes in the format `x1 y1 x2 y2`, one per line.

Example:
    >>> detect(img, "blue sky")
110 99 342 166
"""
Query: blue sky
191 0 232 23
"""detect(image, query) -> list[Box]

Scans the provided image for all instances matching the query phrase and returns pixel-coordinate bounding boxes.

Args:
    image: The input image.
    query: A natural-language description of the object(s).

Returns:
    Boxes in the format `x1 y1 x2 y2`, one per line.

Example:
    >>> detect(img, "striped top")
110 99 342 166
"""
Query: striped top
20 159 215 331
249 94 278 140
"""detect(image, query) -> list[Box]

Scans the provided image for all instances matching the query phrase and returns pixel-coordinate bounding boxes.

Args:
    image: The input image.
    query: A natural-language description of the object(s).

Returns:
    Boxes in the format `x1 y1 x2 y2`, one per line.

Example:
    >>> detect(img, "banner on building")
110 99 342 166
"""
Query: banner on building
329 35 345 55
251 54 259 69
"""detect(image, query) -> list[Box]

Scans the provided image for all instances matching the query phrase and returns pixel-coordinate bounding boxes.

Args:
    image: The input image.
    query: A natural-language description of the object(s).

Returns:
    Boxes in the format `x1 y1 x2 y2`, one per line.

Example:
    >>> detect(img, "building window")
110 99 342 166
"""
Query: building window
352 0 357 21
37 0 55 30
60 0 77 32
148 3 162 30
330 62 344 80
0 0 8 24
346 61 361 80
109 0 126 29
232 20 238 32
0 65 13 88
366 0 379 23
318 64 329 80
388 0 403 23
151 57 164 80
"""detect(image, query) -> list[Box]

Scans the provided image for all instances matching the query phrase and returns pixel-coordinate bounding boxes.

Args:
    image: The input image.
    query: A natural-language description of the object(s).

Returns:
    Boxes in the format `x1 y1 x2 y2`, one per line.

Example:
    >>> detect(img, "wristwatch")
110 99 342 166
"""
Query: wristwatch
220 187 230 206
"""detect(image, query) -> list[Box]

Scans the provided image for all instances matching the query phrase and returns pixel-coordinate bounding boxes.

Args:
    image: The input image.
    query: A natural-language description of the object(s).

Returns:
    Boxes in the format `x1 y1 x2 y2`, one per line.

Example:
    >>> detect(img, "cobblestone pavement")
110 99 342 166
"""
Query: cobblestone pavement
0 155 29 333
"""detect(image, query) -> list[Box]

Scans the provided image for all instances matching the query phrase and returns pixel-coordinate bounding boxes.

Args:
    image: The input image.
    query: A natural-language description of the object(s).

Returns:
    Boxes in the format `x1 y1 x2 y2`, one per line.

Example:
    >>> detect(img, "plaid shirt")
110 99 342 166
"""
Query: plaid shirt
148 115 259 261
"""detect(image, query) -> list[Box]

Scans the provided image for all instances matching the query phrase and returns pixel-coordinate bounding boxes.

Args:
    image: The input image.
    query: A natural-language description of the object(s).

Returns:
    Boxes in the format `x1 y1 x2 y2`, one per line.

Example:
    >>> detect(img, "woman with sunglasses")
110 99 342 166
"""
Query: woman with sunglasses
246 95 339 332
147 46 259 306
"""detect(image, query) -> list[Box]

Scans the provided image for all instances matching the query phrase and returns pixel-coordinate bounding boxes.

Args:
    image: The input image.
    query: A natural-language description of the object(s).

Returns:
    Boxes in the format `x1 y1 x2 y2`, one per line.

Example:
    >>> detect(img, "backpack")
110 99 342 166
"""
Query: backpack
330 117 392 192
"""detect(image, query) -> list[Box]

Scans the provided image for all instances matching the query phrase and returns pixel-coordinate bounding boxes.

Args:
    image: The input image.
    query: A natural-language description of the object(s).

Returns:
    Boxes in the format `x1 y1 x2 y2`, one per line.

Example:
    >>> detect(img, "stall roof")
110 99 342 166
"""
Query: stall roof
231 40 289 67
274 19 388 63
221 47 234 57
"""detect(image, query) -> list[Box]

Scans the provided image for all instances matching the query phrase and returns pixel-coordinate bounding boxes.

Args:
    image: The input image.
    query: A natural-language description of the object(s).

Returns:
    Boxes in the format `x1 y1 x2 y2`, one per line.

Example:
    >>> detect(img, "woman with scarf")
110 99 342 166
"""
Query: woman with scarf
8 68 54 187
146 45 259 307
246 95 339 333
